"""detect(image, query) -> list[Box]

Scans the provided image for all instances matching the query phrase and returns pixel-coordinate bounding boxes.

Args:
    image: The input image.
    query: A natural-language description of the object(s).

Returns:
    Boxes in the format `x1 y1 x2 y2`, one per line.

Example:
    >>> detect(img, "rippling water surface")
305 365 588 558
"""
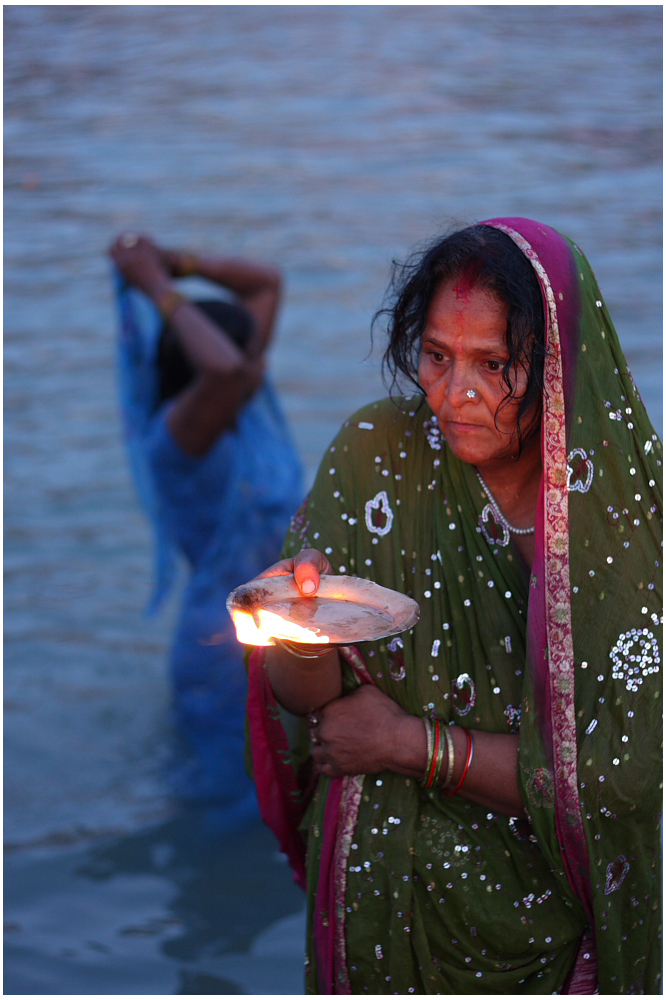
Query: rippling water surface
4 6 662 994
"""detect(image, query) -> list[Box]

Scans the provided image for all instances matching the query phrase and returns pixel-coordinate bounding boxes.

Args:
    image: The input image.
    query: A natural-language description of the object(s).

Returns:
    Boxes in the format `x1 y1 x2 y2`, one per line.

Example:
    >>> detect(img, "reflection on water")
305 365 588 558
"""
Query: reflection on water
4 5 662 994
5 812 305 995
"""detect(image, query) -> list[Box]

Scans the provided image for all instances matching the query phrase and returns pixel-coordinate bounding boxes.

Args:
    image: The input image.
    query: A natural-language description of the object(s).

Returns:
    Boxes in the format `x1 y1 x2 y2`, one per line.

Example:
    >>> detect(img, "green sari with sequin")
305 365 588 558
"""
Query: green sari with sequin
245 219 662 994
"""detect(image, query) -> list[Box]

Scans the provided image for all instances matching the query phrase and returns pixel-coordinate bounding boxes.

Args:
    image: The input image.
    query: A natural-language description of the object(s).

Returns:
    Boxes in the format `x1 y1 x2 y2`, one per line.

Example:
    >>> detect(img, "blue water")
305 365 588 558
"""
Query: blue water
4 6 662 994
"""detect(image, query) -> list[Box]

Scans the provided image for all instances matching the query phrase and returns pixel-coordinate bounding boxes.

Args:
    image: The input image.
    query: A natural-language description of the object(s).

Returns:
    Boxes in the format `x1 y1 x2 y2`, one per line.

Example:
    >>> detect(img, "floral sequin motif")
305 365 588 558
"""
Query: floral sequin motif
289 495 310 544
424 415 443 450
451 672 476 716
504 704 521 732
526 767 554 809
609 628 660 692
566 448 594 493
365 491 394 537
387 636 406 681
604 855 630 895
479 504 510 547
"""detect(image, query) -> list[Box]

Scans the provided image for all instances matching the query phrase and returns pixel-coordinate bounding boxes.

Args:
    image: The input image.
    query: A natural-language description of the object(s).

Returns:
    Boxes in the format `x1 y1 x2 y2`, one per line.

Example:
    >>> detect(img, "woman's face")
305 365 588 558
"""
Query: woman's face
418 279 539 467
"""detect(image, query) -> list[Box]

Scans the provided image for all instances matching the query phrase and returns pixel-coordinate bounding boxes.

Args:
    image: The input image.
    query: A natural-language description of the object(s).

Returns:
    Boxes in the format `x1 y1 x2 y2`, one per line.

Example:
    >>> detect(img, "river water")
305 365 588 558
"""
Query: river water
4 6 662 995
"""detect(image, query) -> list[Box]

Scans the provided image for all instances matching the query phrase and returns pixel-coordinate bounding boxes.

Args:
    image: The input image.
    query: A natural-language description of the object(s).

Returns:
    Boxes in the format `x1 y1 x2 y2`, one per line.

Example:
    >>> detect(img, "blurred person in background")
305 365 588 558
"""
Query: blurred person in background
245 218 662 993
110 233 303 829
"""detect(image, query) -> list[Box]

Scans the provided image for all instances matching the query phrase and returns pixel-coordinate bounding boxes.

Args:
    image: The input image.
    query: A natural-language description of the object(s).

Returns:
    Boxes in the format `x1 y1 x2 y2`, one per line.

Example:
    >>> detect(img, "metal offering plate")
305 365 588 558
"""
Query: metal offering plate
227 574 420 645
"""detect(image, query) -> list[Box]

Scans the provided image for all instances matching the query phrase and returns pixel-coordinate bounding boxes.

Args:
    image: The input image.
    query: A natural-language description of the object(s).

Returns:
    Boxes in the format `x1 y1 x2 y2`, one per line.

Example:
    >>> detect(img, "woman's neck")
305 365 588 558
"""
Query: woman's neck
475 431 542 532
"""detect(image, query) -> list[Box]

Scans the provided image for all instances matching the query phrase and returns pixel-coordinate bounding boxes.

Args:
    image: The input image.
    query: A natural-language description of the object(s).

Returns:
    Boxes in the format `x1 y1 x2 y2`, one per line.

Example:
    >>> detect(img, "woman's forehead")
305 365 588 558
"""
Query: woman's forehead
424 280 507 344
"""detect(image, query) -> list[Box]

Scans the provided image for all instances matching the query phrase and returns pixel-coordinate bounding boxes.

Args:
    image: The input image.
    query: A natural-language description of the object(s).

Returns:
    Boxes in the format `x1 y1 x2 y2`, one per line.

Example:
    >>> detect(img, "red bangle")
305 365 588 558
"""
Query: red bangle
423 717 440 789
443 727 473 796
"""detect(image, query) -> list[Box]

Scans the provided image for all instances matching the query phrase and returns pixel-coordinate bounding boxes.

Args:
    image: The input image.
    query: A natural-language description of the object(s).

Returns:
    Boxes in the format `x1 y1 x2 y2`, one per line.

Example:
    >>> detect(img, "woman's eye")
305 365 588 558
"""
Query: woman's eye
429 351 444 364
485 360 502 372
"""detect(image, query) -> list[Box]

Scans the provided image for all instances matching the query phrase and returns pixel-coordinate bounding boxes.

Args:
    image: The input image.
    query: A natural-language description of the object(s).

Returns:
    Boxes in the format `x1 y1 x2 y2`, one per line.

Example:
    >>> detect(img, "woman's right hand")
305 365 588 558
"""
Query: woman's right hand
257 548 333 596
108 234 170 298
259 549 342 714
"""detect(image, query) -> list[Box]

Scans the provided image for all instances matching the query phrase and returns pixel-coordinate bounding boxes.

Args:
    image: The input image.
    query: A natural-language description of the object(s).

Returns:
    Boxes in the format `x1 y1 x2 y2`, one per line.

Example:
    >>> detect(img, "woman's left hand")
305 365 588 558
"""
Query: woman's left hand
307 685 419 778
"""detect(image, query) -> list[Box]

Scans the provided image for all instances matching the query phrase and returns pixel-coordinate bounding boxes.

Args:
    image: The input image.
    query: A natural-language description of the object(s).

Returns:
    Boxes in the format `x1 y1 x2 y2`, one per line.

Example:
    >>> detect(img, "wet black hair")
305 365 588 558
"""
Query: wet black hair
155 299 254 409
376 224 546 449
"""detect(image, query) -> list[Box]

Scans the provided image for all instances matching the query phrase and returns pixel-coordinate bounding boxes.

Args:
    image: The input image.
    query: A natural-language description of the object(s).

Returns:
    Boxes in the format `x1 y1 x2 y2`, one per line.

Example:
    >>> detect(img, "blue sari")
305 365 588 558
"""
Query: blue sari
114 273 303 825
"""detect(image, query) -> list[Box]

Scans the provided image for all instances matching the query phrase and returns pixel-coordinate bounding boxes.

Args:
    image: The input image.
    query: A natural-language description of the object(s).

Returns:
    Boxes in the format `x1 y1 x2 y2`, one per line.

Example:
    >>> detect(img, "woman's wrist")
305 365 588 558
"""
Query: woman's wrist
155 287 188 323
141 272 173 303
176 251 199 276
264 643 342 716
391 712 429 778
165 249 199 278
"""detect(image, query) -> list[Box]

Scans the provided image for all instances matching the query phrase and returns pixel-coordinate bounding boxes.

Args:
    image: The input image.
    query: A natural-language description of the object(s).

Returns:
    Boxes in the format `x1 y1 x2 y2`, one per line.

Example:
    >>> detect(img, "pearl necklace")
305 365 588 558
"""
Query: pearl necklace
475 469 535 547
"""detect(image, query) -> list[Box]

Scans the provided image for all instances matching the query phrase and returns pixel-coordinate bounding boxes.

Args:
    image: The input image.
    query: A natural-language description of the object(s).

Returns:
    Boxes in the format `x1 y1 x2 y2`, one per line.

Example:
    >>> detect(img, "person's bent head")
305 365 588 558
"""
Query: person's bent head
380 225 546 464
155 299 254 409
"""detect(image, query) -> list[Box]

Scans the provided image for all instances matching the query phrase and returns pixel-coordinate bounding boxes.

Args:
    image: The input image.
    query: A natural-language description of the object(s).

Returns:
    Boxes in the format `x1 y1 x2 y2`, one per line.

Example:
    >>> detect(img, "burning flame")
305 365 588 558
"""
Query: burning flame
231 608 330 647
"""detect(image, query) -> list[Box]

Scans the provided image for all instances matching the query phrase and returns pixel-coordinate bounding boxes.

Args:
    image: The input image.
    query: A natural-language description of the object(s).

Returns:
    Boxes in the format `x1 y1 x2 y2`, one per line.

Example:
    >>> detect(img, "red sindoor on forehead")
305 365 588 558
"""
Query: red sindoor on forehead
452 261 482 301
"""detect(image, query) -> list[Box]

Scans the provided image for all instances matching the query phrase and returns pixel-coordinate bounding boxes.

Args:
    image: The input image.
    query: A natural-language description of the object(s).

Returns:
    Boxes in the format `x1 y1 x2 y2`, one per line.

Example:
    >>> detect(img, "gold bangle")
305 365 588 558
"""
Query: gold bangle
156 289 187 322
441 725 456 790
431 720 446 787
421 717 434 786
275 637 332 659
176 252 198 277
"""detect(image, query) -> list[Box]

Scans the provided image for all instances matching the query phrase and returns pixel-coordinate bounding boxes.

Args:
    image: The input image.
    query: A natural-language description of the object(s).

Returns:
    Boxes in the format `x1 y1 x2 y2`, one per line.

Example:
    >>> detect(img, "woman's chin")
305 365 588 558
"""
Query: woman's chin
442 430 489 466
444 435 515 468
446 444 487 466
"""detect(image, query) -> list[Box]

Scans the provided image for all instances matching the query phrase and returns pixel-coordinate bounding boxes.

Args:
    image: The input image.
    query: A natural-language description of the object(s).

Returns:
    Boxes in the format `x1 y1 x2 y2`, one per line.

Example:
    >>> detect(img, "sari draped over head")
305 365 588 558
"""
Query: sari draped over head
245 220 662 993
114 271 304 817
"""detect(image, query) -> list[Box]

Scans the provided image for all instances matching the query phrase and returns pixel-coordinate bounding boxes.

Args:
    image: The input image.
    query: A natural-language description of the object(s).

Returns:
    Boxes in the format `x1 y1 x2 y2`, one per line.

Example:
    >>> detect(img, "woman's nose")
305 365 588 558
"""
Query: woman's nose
445 365 475 408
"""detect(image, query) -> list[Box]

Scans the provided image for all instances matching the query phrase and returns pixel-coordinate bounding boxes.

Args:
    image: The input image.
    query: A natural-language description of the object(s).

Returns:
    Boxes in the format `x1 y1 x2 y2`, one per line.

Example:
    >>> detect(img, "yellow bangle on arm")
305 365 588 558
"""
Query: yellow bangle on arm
421 718 434 786
156 289 187 322
176 252 199 277
274 637 332 659
441 724 456 790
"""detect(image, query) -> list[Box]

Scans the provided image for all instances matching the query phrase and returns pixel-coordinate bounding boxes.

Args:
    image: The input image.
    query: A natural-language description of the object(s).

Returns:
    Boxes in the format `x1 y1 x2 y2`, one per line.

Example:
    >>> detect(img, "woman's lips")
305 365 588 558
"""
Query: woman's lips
446 421 484 431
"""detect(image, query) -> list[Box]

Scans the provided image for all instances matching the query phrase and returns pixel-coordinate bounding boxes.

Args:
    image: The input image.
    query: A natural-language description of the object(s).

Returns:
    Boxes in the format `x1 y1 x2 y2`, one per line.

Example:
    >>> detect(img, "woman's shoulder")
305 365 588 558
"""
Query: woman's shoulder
332 394 426 447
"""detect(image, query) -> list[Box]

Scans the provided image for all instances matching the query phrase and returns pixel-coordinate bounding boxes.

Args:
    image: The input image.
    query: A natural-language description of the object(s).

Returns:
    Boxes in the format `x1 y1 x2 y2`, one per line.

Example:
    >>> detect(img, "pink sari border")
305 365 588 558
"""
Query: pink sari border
246 646 307 888
484 219 593 923
247 643 373 994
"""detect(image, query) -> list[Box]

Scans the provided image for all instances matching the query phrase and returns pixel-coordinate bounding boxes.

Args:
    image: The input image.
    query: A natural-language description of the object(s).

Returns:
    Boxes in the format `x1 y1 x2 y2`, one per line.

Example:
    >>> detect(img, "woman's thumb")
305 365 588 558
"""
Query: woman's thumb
293 549 330 595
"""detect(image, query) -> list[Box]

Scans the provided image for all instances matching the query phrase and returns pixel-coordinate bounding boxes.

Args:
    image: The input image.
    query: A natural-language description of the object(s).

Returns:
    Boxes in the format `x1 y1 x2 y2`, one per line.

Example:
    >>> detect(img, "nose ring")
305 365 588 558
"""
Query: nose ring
466 389 476 399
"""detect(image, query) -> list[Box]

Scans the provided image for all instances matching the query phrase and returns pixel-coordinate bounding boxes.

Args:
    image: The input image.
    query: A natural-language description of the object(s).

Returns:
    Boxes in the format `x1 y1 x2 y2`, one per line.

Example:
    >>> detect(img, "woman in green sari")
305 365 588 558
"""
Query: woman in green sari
245 218 662 994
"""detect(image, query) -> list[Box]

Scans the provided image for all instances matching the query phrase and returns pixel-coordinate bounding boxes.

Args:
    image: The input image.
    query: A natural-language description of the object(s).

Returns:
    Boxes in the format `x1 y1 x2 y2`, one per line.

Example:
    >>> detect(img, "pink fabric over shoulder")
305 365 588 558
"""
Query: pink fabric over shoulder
246 643 373 994
246 646 307 888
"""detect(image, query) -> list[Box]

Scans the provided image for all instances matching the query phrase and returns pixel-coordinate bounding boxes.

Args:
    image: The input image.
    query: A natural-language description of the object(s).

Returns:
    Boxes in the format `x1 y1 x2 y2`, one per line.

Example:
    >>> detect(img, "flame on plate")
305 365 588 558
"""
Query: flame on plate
231 608 330 647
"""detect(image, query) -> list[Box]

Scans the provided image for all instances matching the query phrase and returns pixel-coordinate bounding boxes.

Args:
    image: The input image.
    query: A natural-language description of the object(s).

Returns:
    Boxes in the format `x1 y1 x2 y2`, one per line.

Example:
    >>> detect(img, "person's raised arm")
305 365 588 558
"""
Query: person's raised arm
159 246 281 359
109 234 264 456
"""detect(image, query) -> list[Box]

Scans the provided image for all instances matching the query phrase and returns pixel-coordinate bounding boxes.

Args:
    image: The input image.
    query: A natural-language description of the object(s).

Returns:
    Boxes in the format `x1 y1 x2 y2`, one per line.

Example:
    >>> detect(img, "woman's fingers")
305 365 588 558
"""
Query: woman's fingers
255 557 296 579
256 548 332 592
305 686 409 777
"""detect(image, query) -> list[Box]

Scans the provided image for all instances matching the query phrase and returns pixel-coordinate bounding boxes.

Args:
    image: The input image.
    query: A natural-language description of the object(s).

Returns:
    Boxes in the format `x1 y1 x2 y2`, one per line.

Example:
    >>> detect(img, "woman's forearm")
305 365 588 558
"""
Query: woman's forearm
448 726 524 817
391 715 524 817
167 299 247 374
264 644 343 716
192 255 281 300
179 254 280 358
142 270 247 375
